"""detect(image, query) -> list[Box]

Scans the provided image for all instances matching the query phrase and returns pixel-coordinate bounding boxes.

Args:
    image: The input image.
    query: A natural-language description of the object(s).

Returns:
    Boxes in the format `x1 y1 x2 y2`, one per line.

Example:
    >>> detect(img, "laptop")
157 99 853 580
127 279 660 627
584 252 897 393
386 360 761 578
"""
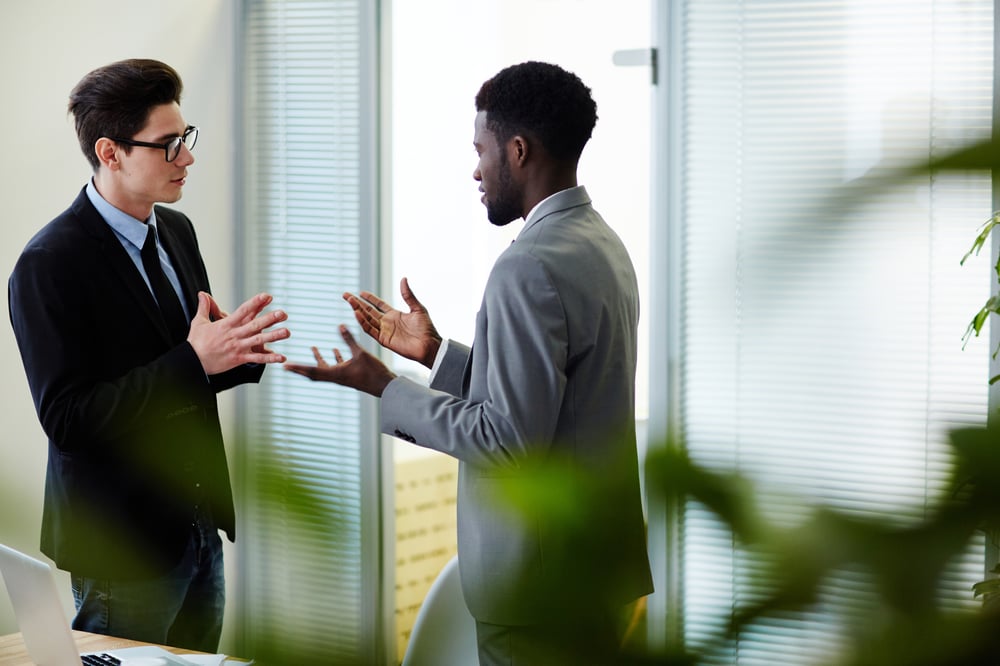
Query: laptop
0 542 196 665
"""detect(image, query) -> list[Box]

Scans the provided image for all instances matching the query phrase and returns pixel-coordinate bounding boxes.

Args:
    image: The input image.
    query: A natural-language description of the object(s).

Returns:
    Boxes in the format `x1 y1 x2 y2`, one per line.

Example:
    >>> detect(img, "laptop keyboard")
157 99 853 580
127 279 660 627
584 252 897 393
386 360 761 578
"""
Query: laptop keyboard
81 654 122 665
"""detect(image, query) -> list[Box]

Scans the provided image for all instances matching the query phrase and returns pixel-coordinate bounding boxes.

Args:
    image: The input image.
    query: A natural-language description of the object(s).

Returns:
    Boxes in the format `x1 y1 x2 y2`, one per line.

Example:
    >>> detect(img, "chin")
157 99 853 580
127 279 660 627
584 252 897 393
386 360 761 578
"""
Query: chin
486 205 519 227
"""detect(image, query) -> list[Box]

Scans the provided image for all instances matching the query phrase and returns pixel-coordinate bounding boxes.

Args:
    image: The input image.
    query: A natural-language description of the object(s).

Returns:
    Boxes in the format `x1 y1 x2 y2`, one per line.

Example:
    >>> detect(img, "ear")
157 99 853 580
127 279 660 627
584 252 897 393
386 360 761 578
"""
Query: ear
507 134 529 168
94 137 121 171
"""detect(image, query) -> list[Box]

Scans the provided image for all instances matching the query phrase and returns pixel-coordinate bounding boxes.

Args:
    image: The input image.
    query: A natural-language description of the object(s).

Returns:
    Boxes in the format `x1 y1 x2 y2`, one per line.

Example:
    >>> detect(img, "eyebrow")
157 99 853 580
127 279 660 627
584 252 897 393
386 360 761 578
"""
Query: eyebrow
148 127 188 143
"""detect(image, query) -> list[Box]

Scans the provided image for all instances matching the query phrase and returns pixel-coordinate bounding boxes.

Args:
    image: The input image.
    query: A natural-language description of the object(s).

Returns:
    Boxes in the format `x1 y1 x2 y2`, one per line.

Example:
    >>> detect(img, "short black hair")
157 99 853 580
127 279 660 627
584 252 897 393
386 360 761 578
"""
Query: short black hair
68 59 184 171
474 61 597 163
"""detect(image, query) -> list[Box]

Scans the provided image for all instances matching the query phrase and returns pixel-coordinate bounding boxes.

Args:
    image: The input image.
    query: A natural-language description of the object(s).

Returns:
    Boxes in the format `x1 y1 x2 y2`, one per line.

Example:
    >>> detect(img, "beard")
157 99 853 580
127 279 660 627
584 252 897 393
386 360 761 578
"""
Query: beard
485 155 522 227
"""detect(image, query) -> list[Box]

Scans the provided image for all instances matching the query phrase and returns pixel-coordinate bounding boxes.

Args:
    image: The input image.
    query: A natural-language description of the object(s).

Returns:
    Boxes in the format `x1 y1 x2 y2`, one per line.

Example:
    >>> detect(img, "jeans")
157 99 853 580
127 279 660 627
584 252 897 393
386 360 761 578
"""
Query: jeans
70 508 225 653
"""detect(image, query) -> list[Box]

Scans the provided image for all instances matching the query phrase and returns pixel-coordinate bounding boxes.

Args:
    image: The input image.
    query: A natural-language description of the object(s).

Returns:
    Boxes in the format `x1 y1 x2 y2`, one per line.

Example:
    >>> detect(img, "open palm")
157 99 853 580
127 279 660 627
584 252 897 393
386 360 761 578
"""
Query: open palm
284 325 395 397
345 277 442 368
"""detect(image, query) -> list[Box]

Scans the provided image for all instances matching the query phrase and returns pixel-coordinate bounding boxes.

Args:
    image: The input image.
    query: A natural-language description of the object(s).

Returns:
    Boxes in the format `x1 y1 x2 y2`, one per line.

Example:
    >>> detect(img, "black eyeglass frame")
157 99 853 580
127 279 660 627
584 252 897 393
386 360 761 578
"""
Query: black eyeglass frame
110 125 199 162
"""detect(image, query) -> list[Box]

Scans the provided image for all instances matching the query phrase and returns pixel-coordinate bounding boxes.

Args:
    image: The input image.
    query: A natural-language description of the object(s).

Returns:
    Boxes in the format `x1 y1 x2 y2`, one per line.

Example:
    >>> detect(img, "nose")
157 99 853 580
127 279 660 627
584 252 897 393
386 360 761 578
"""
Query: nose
473 165 481 182
176 143 195 166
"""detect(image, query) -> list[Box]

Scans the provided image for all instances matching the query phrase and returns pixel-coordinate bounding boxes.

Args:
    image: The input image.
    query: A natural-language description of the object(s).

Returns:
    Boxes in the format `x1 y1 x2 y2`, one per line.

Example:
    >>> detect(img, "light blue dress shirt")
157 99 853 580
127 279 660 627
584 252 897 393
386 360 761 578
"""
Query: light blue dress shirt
85 179 191 320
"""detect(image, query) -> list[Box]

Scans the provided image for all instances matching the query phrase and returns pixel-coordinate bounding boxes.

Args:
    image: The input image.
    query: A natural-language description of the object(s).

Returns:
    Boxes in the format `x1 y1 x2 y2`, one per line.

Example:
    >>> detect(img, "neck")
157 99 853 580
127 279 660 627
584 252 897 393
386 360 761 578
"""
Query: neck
521 169 578 216
93 171 153 221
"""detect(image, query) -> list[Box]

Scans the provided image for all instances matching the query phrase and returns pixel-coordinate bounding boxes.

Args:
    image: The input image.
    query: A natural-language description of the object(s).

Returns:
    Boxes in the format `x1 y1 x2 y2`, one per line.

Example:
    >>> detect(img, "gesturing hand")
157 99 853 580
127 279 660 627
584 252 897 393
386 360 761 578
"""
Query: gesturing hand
187 291 290 375
345 277 441 368
284 325 396 397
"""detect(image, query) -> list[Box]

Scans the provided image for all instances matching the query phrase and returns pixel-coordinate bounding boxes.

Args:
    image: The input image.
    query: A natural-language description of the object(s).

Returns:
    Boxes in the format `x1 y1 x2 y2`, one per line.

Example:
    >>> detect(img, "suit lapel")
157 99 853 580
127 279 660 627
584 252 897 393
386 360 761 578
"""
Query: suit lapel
70 190 177 345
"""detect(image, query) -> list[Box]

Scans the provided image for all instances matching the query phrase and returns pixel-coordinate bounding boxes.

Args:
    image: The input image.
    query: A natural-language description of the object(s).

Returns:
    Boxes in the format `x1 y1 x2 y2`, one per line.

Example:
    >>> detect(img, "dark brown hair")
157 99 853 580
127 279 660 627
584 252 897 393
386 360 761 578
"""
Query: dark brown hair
68 59 183 171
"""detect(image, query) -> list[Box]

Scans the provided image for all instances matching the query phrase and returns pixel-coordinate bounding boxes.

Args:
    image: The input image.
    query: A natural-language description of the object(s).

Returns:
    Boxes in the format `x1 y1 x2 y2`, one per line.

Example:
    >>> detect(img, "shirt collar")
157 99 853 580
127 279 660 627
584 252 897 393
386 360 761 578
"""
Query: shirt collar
523 185 585 226
85 178 157 251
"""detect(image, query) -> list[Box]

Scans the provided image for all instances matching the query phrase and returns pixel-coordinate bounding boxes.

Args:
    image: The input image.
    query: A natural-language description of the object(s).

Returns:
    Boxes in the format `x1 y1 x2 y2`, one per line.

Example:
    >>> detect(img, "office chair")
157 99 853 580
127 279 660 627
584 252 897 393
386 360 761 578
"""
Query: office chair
401 555 478 666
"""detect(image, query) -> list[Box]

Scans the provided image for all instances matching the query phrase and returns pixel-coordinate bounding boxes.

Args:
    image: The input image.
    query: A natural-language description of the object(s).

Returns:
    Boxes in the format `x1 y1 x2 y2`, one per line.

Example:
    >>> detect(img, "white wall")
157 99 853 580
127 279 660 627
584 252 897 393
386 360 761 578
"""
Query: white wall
0 0 238 639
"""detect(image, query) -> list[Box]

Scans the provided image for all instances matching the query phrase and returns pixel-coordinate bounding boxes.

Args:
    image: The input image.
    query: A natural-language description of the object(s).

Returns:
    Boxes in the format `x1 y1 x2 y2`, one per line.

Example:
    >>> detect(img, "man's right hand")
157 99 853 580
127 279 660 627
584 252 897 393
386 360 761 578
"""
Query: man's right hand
284 325 396 397
187 291 290 375
344 277 441 368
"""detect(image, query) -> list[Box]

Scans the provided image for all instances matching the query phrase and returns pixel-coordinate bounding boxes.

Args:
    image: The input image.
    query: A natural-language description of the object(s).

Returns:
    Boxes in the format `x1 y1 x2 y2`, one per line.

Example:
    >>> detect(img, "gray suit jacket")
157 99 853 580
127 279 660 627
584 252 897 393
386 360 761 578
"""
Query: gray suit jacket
382 187 653 625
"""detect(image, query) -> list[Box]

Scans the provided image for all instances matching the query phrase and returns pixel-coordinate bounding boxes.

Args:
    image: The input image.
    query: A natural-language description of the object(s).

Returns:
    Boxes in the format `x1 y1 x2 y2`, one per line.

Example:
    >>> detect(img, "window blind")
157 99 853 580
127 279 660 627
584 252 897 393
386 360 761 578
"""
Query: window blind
676 1 993 663
237 1 382 663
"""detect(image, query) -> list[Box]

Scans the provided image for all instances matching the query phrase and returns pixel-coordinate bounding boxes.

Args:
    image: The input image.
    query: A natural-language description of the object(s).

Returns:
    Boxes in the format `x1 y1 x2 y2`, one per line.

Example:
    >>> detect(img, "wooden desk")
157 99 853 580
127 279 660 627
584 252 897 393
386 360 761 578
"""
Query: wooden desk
0 630 204 665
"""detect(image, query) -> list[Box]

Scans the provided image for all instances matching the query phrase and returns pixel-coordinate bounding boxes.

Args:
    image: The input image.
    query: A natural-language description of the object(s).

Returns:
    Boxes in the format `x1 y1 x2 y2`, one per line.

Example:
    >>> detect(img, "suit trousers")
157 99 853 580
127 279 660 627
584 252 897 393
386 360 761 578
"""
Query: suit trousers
474 605 625 666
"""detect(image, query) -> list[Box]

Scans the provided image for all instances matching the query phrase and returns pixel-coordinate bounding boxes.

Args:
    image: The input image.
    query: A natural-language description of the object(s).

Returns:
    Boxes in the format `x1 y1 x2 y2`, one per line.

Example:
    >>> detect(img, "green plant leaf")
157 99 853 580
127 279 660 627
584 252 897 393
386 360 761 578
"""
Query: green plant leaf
962 294 1000 348
960 213 1000 266
971 578 1000 599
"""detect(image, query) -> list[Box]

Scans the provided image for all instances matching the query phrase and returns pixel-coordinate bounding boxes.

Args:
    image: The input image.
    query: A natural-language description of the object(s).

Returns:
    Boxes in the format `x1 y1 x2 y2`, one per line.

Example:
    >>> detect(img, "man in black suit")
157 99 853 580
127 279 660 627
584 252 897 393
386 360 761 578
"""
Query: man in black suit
7 59 290 652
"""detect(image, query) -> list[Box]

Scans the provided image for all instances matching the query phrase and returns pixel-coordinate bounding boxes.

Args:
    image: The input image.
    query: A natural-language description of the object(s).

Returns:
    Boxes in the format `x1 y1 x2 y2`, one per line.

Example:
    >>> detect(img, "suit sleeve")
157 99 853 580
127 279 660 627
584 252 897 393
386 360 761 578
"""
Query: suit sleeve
428 340 470 396
9 244 213 452
209 364 265 393
381 252 567 469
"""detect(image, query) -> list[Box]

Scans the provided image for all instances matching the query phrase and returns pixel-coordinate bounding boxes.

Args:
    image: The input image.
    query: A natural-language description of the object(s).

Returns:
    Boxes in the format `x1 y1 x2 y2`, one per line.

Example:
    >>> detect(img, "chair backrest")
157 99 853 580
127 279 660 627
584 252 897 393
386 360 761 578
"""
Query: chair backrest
401 555 478 666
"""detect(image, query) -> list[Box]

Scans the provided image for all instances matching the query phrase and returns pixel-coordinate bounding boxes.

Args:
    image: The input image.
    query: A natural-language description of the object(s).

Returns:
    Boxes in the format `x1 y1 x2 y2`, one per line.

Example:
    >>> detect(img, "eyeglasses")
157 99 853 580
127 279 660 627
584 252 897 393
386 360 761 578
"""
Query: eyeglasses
110 125 199 162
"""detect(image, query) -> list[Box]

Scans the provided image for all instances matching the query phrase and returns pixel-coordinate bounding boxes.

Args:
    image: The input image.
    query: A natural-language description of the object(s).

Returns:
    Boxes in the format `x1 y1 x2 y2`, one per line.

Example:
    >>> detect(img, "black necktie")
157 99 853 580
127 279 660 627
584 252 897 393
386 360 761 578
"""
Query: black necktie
141 225 189 343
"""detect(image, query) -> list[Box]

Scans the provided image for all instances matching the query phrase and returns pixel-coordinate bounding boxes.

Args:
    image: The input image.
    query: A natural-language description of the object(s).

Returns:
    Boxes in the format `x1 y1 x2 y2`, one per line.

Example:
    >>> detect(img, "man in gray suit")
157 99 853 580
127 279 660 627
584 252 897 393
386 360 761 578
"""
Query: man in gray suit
286 61 653 664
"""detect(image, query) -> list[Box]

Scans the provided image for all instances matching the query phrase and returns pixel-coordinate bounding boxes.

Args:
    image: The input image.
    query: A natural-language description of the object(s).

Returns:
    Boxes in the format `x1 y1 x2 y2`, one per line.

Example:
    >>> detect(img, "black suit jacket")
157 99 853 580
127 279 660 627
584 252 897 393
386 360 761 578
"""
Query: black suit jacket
8 187 263 578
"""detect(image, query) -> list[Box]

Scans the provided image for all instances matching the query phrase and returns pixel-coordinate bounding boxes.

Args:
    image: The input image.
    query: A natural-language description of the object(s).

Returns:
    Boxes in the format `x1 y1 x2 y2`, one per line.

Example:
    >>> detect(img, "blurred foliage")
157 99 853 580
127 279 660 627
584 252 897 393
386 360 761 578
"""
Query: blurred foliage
494 425 1000 665
98 137 1000 664
239 465 370 666
647 426 1000 665
489 135 1000 665
819 135 1000 378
